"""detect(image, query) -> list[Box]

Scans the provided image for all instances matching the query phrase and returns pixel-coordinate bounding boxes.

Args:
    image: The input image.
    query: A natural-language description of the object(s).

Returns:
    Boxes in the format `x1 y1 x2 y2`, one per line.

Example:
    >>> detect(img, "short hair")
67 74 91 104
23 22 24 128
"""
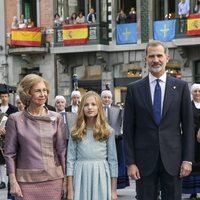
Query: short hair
17 74 50 106
55 95 66 104
101 90 112 98
71 90 81 98
145 41 169 55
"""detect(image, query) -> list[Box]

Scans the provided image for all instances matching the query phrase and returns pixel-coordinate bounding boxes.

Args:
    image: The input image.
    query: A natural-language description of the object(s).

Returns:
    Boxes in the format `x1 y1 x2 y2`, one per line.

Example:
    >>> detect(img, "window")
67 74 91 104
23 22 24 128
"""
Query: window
154 0 176 20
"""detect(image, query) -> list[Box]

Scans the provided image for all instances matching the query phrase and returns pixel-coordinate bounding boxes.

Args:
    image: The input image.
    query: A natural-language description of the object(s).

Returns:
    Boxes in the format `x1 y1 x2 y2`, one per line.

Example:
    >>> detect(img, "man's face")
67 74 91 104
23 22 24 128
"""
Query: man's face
72 95 80 106
101 95 112 106
0 93 9 106
145 44 169 78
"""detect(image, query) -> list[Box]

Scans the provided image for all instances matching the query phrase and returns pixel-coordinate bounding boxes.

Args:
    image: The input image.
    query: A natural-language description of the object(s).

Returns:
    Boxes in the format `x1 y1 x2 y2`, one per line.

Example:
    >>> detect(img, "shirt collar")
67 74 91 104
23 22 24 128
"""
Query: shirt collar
149 72 167 84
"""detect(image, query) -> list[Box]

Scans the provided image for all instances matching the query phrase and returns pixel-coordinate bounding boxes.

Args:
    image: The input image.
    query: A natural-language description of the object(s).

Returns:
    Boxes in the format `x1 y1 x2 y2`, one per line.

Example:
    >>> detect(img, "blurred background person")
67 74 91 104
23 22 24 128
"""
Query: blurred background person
69 12 77 24
54 13 63 27
182 83 200 200
27 17 34 28
87 8 96 23
76 11 85 24
127 7 137 23
11 16 19 29
18 14 27 28
15 95 24 111
66 90 81 114
101 88 130 190
178 0 190 32
116 9 127 24
0 91 18 200
4 74 66 200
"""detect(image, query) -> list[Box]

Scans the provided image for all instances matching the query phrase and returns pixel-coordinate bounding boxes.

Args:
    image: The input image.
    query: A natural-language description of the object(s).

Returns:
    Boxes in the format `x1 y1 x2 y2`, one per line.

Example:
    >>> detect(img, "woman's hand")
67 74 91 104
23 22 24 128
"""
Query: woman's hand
10 181 23 197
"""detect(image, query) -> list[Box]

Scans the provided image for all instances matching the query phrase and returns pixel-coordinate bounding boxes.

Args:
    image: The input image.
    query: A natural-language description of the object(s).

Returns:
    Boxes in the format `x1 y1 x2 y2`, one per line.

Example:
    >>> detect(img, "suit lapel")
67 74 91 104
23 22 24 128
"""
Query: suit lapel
139 76 155 118
162 75 176 120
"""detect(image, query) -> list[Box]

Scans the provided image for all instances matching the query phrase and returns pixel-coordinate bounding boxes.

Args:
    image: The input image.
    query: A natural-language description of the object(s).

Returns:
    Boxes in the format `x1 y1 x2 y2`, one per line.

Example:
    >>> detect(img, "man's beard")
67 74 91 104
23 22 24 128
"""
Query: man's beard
148 65 165 73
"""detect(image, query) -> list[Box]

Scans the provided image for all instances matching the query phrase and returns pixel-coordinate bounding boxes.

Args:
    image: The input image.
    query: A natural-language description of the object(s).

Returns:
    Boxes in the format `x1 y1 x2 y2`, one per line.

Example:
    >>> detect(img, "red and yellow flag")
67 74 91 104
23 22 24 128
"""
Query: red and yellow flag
187 14 200 36
11 27 42 46
63 24 88 45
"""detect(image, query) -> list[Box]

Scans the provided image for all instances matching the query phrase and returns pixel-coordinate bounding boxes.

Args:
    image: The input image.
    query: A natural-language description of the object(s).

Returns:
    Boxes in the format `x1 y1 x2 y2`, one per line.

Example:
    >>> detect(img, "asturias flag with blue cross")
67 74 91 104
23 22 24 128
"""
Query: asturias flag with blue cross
154 20 176 42
116 23 137 44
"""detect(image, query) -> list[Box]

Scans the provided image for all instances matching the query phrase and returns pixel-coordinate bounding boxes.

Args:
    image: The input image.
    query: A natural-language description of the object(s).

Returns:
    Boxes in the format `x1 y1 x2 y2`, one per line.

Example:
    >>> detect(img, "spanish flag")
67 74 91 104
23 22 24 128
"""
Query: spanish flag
11 27 42 46
63 24 88 45
187 14 200 36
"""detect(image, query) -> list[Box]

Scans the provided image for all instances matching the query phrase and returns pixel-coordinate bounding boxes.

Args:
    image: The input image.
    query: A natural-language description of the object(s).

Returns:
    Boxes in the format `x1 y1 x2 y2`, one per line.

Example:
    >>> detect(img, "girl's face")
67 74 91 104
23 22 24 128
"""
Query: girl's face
83 96 98 119
29 81 48 107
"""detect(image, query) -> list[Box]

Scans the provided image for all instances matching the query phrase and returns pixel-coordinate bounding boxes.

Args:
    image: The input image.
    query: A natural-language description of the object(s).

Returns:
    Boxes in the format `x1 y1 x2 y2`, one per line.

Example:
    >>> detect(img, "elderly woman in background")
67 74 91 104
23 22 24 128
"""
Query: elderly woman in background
182 83 200 200
4 74 66 200
15 95 24 111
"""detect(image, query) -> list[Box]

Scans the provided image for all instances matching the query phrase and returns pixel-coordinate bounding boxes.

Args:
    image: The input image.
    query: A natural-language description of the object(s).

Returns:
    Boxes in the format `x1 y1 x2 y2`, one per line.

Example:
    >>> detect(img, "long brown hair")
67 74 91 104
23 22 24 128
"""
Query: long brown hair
71 91 111 141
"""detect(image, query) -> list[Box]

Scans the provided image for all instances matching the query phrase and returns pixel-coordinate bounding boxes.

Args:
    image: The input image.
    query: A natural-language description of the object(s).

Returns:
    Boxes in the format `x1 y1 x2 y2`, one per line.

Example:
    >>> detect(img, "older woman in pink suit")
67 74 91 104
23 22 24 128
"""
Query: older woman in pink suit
4 74 66 200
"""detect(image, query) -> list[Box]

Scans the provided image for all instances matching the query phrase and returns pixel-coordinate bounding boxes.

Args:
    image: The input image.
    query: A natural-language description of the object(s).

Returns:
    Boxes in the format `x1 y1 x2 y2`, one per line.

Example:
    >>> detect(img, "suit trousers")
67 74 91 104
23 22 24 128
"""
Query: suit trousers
136 155 182 200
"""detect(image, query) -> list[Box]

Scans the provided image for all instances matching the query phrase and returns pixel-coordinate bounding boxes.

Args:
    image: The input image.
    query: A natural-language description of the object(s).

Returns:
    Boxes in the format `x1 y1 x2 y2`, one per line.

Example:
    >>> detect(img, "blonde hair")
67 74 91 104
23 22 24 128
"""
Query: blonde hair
17 74 50 106
71 91 111 141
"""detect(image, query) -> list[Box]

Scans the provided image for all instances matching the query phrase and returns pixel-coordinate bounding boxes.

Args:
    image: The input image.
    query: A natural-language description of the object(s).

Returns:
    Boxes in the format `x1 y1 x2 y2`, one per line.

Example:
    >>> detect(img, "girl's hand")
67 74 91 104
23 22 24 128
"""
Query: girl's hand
111 190 118 200
10 181 23 197
66 189 73 200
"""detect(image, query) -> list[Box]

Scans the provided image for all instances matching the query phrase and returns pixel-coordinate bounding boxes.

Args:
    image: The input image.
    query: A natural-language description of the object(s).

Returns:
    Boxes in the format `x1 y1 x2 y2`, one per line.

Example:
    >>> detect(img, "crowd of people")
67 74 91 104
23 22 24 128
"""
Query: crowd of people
116 7 137 24
1 41 200 200
11 14 34 29
54 8 96 27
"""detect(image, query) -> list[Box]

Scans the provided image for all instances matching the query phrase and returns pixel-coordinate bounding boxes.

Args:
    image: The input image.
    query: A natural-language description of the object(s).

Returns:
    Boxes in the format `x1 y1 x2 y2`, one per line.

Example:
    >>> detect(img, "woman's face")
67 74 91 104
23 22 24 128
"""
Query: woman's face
83 96 98 119
29 81 48 107
192 89 200 102
55 100 66 112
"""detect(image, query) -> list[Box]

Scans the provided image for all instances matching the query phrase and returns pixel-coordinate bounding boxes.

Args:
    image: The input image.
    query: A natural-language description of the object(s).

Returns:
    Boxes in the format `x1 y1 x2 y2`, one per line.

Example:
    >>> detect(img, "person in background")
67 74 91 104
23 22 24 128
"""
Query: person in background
123 41 194 200
87 8 96 23
0 92 18 200
182 83 200 200
18 14 27 28
178 0 190 33
76 11 85 24
11 16 19 29
54 13 63 27
69 12 77 24
194 0 200 13
15 95 24 111
4 74 66 200
101 88 130 190
27 18 34 28
66 91 81 114
67 91 118 200
116 9 127 24
127 7 137 23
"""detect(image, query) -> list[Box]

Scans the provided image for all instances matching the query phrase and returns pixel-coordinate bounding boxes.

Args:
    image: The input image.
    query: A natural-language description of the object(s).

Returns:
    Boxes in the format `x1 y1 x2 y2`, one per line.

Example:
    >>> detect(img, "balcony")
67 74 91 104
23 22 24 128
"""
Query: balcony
53 22 109 47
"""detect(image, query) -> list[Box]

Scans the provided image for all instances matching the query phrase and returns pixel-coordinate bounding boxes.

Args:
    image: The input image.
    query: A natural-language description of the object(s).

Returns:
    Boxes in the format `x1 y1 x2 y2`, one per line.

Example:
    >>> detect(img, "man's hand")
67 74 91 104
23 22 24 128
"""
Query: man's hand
127 164 141 180
180 162 192 177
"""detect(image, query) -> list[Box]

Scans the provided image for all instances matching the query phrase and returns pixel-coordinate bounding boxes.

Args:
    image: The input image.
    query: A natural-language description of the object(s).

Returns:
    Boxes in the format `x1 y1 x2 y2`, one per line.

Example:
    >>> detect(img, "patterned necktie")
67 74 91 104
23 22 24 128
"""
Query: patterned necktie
153 79 161 124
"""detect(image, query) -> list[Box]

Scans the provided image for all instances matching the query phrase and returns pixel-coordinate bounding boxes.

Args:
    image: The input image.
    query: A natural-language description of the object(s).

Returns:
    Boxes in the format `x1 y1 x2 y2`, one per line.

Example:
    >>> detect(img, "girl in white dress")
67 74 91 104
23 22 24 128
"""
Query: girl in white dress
67 91 118 200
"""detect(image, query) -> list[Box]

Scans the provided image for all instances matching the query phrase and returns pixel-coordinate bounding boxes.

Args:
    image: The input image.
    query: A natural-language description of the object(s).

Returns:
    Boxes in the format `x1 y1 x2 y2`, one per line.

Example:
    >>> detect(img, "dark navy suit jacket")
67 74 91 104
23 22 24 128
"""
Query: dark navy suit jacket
123 75 194 176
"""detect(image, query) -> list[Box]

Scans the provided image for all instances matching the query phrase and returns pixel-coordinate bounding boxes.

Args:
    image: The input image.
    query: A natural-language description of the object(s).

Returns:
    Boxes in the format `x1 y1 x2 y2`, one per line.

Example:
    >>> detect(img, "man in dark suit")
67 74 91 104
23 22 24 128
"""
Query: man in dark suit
123 41 194 200
0 92 18 191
